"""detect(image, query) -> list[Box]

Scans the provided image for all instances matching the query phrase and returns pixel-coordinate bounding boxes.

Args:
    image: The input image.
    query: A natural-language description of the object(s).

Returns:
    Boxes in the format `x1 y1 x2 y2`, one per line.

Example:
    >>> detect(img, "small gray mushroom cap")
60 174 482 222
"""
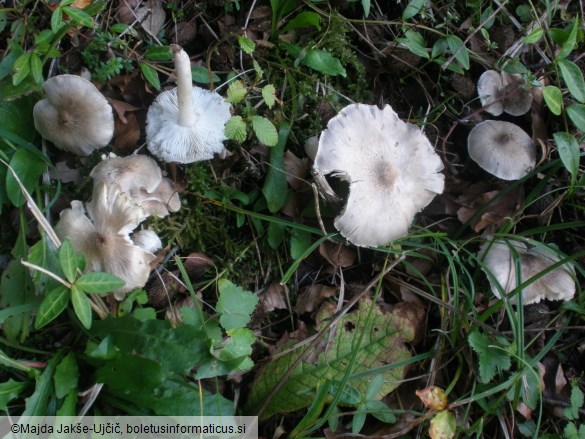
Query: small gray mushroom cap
477 70 533 116
146 86 231 163
33 74 114 156
314 104 445 247
479 237 575 305
477 70 504 116
467 120 536 180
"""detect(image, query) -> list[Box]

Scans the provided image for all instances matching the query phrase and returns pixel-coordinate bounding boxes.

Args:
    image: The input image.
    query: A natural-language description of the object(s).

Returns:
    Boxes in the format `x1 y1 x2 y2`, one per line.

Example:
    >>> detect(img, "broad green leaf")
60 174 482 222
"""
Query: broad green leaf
558 59 585 103
139 62 160 91
262 84 276 108
366 399 396 423
252 116 278 146
50 8 63 34
468 330 511 383
301 50 346 77
71 284 92 329
59 239 78 284
0 380 28 411
63 6 94 28
196 328 255 379
6 148 48 207
245 298 415 420
192 66 220 84
290 229 311 260
445 35 469 70
523 27 543 44
56 389 78 415
397 30 430 59
85 336 118 360
28 235 62 294
361 0 370 16
217 279 259 330
23 351 65 416
0 260 35 341
567 104 585 132
224 115 247 142
29 53 43 84
402 0 428 20
236 35 255 54
262 121 290 212
556 17 579 60
144 45 172 61
282 11 321 32
12 52 31 86
553 132 580 184
75 272 125 294
34 285 70 329
226 79 247 103
54 352 78 399
542 85 563 115
366 374 385 401
267 222 285 249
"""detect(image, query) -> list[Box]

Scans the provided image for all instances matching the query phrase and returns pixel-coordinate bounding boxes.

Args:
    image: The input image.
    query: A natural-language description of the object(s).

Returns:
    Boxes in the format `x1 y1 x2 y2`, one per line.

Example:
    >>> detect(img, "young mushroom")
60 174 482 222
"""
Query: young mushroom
477 70 533 116
33 74 115 156
146 45 231 163
467 120 536 180
313 103 445 247
479 237 575 305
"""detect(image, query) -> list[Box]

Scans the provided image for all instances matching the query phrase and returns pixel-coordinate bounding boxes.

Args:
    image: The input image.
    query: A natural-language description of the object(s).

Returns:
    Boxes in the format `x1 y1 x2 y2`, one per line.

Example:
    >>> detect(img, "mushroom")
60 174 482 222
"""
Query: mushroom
132 229 163 254
54 183 156 298
313 103 445 247
479 237 575 304
146 45 231 163
90 155 181 217
477 70 533 116
467 120 536 180
33 74 115 155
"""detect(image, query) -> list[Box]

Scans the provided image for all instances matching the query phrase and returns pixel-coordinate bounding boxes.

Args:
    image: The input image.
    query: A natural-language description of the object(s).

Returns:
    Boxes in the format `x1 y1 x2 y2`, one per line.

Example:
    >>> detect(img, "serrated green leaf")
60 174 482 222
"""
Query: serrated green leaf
75 272 125 294
567 104 585 132
553 132 580 184
558 59 585 103
542 85 563 115
224 115 247 142
144 45 172 61
71 284 92 329
468 330 511 383
191 66 220 84
245 298 415 420
218 328 255 361
262 122 290 212
0 380 28 411
217 279 259 330
6 148 48 207
59 239 78 284
12 53 31 86
139 62 160 91
251 115 278 146
29 53 43 84
54 352 78 399
236 35 255 54
226 79 247 103
262 84 276 108
34 285 70 329
63 6 94 28
301 49 346 77
564 384 584 420
402 0 428 20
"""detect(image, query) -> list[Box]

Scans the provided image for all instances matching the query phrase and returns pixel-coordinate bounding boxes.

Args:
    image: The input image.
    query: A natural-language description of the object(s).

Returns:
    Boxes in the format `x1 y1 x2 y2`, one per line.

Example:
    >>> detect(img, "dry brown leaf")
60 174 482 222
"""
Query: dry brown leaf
183 253 213 280
110 99 141 124
456 186 523 233
260 282 289 312
319 241 355 267
140 0 165 38
555 363 567 395
393 301 426 344
113 111 140 152
516 401 532 419
284 150 310 191
294 284 337 314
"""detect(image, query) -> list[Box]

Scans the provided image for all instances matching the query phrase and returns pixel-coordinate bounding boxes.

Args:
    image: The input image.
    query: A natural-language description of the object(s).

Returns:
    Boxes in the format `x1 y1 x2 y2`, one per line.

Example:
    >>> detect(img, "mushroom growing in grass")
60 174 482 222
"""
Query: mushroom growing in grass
146 45 231 163
479 237 575 305
477 70 533 116
467 120 536 180
33 74 114 156
313 103 445 247
55 182 156 299
90 155 181 217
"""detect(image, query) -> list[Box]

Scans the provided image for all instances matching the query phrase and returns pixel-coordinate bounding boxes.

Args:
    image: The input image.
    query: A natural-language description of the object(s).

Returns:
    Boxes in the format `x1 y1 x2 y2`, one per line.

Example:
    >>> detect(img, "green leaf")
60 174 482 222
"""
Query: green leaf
262 84 277 108
361 0 370 16
224 115 247 142
6 148 48 207
144 45 172 61
23 351 65 416
282 11 321 32
75 272 125 294
139 62 160 91
245 298 416 420
0 260 36 341
556 17 579 60
217 279 259 330
63 6 94 28
445 35 469 70
564 384 585 420
553 132 580 184
12 53 31 86
262 122 290 212
267 222 285 249
56 389 78 415
558 59 585 103
29 53 43 84
365 399 396 423
71 284 92 329
301 49 346 77
226 79 247 104
191 66 220 84
251 116 278 146
397 30 430 59
34 285 70 329
429 410 457 439
50 8 63 33
523 27 543 44
402 0 428 20
53 352 78 399
28 234 62 294
290 229 311 260
236 35 256 54
542 85 563 115
59 239 78 284
567 104 585 132
0 380 28 411
468 330 511 383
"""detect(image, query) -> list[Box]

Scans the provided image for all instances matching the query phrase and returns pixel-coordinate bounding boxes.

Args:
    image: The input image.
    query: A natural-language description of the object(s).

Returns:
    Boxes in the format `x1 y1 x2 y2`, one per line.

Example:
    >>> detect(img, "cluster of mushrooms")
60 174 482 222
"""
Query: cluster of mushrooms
30 45 575 307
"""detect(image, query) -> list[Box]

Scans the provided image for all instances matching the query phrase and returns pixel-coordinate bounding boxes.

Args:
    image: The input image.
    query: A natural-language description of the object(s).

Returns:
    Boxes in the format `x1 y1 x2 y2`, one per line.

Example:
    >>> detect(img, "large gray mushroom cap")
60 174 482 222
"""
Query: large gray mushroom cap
33 74 114 156
313 103 445 247
467 120 536 180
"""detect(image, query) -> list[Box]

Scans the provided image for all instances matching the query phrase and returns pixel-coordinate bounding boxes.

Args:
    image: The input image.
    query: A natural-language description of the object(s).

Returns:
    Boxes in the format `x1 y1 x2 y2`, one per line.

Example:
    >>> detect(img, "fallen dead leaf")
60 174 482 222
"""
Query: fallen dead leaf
294 284 337 314
416 386 448 411
260 282 289 312
284 150 310 191
140 0 165 38
113 111 140 152
110 99 141 124
183 253 213 280
319 241 355 268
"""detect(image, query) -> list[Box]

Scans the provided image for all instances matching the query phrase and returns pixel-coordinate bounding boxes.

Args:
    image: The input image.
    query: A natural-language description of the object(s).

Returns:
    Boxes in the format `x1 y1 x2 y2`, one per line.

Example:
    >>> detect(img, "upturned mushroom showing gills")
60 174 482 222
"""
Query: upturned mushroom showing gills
477 70 533 116
313 103 445 247
146 44 231 163
479 237 575 305
467 120 536 180
33 74 115 156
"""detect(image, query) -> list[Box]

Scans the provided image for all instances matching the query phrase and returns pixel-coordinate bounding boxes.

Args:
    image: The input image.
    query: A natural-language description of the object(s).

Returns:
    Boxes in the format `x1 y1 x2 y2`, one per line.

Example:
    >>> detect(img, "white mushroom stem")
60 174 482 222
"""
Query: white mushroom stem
172 44 195 128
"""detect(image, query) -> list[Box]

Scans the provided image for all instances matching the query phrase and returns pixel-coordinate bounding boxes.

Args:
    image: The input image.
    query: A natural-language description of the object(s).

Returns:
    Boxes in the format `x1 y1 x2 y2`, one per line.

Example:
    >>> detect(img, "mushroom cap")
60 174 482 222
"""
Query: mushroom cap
33 74 114 156
54 183 155 297
467 120 536 180
314 104 445 247
501 72 533 116
477 70 504 116
479 237 575 304
132 229 163 254
146 86 231 163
